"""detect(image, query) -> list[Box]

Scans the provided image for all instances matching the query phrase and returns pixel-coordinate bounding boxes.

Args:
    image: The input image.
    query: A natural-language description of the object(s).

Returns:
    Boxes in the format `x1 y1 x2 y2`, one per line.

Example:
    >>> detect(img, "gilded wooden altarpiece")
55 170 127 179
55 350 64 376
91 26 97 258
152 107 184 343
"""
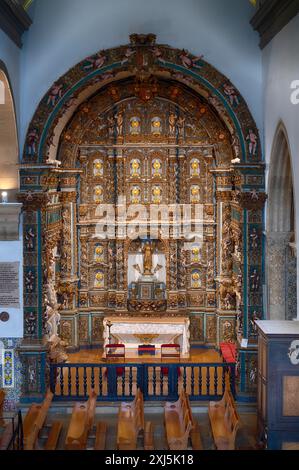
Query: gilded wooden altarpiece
17 35 266 399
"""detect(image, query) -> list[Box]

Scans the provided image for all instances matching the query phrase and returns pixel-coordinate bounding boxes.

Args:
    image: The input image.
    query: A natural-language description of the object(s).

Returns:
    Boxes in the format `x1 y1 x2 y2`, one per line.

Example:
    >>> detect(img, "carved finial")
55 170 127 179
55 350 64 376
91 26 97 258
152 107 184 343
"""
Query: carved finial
129 33 156 47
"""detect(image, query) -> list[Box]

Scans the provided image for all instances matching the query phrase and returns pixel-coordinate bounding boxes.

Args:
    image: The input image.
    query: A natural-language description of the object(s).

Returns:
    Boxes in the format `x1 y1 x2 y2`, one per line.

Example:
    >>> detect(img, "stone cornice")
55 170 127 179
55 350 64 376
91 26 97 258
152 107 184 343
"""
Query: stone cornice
0 0 32 48
0 203 22 240
251 0 299 49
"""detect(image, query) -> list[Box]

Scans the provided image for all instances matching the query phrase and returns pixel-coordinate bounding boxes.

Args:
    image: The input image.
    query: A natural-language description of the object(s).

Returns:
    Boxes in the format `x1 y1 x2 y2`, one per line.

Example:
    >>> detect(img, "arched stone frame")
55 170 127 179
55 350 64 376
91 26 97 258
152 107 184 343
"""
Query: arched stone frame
267 121 297 320
17 35 267 400
0 61 19 201
21 37 261 165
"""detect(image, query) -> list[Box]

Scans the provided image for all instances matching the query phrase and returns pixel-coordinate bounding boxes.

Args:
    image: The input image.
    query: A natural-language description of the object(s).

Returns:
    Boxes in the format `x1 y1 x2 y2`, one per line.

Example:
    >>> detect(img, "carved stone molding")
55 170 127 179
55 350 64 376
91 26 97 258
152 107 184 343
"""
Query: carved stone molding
251 0 299 49
0 0 32 48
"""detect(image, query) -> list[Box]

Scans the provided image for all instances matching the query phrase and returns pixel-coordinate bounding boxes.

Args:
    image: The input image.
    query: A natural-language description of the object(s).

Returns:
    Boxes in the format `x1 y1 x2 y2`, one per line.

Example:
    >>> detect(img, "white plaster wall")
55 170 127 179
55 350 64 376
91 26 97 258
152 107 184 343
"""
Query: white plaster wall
263 13 299 319
20 0 262 148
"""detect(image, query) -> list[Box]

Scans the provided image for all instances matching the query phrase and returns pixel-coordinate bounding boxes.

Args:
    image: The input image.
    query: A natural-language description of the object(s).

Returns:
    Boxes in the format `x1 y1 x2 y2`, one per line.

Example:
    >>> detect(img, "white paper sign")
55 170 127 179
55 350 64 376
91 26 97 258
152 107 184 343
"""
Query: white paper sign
0 262 20 308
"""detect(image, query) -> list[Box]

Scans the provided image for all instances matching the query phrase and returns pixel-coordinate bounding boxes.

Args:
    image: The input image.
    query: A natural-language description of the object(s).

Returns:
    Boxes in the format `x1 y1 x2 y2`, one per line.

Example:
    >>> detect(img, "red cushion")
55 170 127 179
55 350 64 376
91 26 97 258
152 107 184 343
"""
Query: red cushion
104 367 124 377
161 367 181 377
220 342 237 363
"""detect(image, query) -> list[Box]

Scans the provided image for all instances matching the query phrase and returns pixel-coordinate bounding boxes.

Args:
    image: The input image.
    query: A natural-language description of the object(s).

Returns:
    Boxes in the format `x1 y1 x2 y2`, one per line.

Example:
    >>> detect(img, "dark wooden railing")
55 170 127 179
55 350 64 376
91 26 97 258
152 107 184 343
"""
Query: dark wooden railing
50 362 236 402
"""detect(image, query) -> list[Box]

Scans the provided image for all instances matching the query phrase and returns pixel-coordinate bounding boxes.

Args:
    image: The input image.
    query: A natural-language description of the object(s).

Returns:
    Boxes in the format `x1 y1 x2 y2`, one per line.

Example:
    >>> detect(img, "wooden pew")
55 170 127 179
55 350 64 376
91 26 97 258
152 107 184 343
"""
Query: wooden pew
208 378 240 450
117 388 144 450
94 421 107 450
23 389 54 450
44 421 63 450
164 389 194 450
190 420 203 450
144 421 154 450
65 389 97 450
0 389 5 427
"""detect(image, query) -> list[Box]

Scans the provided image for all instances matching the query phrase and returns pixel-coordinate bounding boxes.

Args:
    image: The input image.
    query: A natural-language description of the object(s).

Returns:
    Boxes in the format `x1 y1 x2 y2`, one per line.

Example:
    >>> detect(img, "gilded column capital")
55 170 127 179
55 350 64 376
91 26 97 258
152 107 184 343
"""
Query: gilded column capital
233 190 267 210
17 191 49 211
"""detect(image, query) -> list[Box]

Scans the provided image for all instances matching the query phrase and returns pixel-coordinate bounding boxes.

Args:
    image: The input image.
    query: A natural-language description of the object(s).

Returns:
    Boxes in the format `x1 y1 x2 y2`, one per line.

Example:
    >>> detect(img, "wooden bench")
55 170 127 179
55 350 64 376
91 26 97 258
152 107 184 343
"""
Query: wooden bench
144 421 154 450
23 389 54 450
117 388 144 450
94 421 107 450
0 389 5 428
208 380 240 450
164 389 194 450
44 421 63 450
65 389 97 450
190 420 203 450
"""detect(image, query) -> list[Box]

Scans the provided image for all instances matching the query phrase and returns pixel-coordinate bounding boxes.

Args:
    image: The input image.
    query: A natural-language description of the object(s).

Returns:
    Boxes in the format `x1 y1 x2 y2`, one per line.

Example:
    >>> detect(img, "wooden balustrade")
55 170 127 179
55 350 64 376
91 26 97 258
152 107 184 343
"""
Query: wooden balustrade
50 362 236 402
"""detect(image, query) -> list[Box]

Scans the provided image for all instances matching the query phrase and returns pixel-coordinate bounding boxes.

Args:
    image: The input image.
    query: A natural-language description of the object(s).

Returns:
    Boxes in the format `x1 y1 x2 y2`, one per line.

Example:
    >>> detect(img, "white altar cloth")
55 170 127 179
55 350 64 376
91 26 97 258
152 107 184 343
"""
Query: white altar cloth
103 317 190 356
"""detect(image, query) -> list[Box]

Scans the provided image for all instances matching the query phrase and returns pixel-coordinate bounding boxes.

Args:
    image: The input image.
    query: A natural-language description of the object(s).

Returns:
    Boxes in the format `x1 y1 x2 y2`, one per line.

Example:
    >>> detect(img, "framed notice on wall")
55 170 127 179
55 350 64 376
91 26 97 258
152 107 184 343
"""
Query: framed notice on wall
0 262 20 308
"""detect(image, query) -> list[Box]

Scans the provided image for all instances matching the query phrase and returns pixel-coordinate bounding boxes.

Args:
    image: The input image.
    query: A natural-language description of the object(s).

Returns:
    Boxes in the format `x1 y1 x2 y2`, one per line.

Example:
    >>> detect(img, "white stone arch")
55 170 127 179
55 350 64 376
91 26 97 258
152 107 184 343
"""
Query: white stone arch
267 121 296 320
0 62 19 201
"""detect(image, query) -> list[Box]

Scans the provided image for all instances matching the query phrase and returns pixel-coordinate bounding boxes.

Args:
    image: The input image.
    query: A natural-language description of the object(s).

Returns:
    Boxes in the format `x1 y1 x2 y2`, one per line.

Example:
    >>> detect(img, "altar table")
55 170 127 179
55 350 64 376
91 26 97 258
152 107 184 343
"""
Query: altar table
103 317 190 357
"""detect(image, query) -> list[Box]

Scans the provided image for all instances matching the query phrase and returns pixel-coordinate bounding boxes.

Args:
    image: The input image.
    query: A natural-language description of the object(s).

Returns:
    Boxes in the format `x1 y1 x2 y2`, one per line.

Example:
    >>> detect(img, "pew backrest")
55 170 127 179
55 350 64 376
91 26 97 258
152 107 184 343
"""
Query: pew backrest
164 390 194 450
23 389 54 450
117 389 144 450
65 389 97 450
86 389 97 431
208 384 240 450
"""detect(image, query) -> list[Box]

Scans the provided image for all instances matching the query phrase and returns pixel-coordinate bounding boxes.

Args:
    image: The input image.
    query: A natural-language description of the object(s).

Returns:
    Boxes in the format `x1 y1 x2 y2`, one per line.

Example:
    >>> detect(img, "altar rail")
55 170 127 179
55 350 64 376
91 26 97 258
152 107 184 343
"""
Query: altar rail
49 362 236 402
